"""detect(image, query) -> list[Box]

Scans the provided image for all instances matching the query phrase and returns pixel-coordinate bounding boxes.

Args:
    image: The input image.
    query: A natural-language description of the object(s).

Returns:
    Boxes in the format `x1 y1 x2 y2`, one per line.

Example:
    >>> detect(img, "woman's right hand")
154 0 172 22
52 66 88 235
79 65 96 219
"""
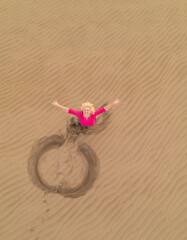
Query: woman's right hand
51 100 59 107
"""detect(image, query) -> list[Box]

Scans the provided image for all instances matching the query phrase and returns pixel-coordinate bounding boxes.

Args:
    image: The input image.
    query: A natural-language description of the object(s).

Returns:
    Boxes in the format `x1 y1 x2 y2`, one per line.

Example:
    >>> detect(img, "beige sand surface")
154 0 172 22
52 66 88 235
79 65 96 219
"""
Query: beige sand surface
0 0 187 239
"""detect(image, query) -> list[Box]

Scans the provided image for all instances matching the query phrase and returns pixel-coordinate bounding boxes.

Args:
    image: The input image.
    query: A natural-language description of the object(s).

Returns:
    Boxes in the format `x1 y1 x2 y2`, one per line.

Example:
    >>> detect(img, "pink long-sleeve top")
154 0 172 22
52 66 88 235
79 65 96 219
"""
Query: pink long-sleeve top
68 107 106 126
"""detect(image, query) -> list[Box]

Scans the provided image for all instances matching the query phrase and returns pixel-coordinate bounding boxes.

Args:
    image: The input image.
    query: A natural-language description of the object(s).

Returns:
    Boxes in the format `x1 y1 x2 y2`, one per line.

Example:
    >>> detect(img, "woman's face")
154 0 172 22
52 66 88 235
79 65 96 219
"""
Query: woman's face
83 106 91 117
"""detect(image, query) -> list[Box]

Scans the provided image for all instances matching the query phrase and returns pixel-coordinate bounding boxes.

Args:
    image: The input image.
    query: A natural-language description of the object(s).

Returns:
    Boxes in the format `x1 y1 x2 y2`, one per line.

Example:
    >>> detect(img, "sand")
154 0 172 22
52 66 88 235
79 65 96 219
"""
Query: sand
0 0 187 239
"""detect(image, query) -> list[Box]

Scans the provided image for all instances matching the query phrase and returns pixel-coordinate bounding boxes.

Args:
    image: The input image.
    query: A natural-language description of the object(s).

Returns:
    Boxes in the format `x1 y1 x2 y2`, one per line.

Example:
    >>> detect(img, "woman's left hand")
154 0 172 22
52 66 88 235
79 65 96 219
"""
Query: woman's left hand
113 98 121 105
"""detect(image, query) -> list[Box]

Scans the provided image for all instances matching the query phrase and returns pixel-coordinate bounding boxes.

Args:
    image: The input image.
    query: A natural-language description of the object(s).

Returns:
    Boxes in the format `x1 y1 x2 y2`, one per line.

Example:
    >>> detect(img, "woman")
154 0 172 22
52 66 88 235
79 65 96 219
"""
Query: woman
51 98 120 126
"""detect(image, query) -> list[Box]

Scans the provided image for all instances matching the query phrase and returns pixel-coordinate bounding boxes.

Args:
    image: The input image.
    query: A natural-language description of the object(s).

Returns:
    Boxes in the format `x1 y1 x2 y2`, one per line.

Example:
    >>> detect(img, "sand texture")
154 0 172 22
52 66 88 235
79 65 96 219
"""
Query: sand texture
0 0 187 239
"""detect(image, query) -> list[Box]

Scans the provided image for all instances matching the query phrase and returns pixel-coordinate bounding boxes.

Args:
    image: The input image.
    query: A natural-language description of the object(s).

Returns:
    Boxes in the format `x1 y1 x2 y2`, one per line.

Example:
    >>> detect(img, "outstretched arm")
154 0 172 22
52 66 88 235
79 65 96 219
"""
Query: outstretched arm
51 100 69 112
104 98 121 111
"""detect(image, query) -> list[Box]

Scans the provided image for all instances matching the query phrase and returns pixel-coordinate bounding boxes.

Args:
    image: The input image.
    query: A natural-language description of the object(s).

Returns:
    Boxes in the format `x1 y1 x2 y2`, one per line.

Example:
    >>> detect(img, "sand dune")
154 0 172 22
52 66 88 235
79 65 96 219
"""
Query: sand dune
0 0 187 239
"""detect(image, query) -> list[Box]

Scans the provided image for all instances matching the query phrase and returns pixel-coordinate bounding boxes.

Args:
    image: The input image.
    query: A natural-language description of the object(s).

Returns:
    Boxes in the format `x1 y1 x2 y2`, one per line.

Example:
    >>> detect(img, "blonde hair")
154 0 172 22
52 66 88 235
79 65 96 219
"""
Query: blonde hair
81 102 95 115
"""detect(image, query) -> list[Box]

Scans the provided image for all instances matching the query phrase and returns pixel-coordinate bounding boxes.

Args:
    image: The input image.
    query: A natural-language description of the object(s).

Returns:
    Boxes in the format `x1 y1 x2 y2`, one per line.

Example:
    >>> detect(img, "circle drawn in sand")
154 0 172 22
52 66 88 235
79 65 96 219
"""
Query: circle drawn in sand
28 103 111 198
